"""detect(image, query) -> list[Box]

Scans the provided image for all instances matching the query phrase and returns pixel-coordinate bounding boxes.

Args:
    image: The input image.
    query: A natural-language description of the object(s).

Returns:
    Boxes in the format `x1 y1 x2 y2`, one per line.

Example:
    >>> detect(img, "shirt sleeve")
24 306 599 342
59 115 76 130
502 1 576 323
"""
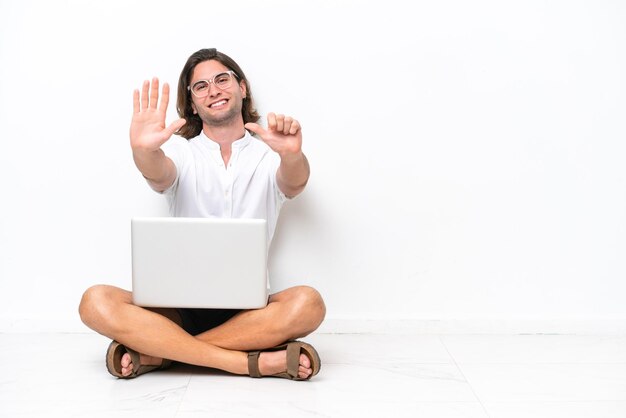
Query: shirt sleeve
270 151 289 204
158 136 188 196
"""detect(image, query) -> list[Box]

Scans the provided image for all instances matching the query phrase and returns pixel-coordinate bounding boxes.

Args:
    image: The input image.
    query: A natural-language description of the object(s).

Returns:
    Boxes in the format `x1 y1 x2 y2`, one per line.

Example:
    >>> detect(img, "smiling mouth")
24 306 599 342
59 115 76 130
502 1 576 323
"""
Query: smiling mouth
209 99 228 109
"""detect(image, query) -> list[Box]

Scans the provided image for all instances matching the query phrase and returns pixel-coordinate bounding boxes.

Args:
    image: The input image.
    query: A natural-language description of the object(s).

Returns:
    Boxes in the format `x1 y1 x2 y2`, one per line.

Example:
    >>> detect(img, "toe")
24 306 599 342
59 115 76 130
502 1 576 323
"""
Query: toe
121 353 132 368
300 353 311 369
298 354 313 379
298 365 312 379
121 352 133 377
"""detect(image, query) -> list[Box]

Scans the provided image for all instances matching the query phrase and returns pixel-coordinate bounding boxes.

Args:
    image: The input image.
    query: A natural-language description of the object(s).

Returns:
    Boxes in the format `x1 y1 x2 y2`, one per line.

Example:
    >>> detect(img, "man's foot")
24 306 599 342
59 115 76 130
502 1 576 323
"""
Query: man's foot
107 340 320 380
121 349 313 379
258 350 313 379
120 352 163 377
105 340 172 379
247 341 321 381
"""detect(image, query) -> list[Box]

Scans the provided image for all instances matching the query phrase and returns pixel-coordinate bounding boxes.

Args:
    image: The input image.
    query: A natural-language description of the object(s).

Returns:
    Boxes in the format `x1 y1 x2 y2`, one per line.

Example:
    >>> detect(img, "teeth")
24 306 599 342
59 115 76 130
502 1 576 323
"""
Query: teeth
210 100 227 108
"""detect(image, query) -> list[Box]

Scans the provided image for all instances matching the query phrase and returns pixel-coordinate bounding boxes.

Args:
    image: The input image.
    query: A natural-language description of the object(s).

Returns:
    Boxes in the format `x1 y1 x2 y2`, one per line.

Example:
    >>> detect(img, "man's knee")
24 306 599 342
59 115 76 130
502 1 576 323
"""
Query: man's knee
78 285 123 331
286 286 326 335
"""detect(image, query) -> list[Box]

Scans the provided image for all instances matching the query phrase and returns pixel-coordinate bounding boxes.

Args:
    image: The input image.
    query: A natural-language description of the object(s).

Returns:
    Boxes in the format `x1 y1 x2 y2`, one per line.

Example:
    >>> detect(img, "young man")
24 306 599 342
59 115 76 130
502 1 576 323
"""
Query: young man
79 48 326 381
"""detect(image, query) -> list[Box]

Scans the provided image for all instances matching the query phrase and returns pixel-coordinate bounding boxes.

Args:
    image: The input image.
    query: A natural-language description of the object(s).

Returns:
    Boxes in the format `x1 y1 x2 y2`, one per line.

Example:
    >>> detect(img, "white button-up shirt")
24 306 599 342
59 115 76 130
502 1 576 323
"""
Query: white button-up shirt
159 131 286 243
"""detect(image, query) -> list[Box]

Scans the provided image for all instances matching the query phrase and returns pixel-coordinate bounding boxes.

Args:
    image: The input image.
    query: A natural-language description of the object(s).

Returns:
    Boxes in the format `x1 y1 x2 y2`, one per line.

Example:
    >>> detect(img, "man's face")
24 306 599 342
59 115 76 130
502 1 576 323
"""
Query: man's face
190 59 247 127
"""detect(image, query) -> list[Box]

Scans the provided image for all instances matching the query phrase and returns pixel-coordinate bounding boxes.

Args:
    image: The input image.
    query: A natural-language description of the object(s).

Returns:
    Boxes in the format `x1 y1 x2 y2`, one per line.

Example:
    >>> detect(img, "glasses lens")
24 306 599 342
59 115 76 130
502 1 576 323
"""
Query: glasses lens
190 72 235 97
192 80 210 97
214 72 233 89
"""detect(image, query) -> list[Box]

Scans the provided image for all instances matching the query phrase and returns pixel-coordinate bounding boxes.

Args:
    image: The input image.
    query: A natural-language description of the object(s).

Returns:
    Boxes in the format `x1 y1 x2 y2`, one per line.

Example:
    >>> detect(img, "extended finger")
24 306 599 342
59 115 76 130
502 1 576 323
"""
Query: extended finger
141 80 150 110
159 83 170 112
149 77 160 109
133 89 140 114
267 112 277 131
289 119 301 135
164 118 187 138
245 122 268 138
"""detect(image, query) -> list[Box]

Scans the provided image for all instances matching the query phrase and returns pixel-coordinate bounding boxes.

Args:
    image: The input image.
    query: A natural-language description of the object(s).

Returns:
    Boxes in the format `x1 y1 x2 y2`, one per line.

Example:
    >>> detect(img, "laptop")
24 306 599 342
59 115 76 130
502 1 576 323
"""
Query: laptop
131 217 269 309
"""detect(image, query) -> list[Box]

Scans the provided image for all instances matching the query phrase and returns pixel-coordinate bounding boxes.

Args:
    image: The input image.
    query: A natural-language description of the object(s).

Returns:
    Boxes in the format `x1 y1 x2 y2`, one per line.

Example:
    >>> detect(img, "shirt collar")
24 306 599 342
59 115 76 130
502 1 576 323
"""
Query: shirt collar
233 131 252 149
199 130 252 150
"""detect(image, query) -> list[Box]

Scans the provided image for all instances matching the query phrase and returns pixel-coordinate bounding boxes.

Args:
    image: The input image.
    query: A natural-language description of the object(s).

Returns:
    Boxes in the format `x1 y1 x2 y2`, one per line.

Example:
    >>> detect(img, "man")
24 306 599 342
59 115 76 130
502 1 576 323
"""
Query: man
79 48 326 381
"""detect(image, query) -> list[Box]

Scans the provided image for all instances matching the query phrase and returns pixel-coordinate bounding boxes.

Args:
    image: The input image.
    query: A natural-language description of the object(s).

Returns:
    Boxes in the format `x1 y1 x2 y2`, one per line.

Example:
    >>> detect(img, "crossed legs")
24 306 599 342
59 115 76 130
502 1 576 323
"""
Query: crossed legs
78 284 326 378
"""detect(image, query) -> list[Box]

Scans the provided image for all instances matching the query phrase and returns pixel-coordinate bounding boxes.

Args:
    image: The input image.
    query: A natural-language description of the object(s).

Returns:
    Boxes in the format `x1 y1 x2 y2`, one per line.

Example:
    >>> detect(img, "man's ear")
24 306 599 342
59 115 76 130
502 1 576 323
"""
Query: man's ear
240 80 247 99
191 102 198 114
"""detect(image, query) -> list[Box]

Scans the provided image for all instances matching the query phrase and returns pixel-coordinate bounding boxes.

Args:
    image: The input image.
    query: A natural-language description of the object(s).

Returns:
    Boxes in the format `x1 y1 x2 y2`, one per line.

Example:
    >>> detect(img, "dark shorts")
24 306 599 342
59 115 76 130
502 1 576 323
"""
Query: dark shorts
176 308 242 336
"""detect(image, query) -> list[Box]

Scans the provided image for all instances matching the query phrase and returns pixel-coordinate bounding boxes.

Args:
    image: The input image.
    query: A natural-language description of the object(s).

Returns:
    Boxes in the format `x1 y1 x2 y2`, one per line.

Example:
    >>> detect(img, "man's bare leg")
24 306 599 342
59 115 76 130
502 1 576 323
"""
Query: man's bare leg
117 286 326 377
79 285 325 378
197 286 326 349
193 286 325 376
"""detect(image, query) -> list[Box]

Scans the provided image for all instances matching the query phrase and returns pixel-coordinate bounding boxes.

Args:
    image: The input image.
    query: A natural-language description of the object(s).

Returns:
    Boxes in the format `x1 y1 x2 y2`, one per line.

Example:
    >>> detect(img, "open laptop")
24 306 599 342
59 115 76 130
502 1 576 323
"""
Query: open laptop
131 217 269 309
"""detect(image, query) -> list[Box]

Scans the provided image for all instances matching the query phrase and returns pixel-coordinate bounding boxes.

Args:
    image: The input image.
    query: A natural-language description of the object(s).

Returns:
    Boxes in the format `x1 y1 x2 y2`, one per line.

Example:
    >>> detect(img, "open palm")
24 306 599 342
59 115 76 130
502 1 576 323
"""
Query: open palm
130 78 186 152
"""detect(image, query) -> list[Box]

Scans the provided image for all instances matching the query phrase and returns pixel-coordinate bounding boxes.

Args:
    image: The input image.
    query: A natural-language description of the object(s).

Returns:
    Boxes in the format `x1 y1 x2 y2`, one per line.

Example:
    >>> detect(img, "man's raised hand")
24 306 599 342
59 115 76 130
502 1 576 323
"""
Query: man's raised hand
245 113 303 157
130 78 186 152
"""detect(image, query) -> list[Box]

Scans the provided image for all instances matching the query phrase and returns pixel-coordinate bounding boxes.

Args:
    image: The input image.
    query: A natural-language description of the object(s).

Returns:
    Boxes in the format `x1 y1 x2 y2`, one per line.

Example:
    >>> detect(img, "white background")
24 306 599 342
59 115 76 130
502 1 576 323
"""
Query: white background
1 0 625 332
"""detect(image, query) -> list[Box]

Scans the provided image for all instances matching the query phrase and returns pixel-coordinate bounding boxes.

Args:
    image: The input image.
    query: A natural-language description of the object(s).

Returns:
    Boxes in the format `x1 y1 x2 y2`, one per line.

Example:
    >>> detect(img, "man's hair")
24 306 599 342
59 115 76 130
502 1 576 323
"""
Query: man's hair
176 48 260 139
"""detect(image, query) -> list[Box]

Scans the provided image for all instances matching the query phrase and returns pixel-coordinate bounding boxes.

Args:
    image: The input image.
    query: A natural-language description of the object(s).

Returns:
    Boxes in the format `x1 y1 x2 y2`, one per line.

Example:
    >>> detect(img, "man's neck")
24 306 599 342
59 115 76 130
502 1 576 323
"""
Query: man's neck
202 121 246 167
202 119 246 148
202 116 246 148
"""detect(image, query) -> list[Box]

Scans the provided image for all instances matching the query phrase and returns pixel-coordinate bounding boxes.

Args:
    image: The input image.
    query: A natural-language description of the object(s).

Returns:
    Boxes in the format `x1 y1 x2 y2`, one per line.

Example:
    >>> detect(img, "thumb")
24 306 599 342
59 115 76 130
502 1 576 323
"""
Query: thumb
165 118 187 137
245 122 267 138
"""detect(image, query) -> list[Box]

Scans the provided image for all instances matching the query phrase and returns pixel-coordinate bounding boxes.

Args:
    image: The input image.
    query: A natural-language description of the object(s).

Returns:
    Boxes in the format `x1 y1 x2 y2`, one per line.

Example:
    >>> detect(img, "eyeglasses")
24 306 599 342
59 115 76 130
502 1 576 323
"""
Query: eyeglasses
188 70 238 98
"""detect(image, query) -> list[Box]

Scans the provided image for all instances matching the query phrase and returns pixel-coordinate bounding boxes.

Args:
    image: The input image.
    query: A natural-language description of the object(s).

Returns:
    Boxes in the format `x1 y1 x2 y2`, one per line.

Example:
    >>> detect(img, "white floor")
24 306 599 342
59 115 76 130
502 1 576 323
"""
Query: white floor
2 333 626 417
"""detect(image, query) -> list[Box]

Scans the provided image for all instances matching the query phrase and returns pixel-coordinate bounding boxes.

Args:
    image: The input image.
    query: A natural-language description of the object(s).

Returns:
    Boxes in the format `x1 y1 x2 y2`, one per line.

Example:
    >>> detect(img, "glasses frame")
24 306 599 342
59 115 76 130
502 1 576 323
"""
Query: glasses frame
188 70 239 98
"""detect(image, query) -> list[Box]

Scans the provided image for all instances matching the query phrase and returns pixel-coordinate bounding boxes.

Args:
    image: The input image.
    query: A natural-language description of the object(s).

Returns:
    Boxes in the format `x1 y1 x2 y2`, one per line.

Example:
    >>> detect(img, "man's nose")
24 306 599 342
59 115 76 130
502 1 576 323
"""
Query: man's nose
207 82 221 97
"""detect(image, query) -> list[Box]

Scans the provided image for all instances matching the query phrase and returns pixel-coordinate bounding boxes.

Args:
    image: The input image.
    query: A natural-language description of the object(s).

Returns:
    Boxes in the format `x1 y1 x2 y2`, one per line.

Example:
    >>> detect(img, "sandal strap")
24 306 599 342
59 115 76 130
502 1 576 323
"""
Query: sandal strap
286 343 301 378
248 351 262 378
125 347 142 375
107 341 172 379
133 364 161 376
247 341 318 380
132 358 172 377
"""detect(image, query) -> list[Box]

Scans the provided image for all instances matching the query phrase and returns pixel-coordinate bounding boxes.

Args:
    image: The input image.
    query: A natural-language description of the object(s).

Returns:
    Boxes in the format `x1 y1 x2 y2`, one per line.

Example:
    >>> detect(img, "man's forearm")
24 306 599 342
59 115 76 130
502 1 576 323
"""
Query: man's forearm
277 151 310 198
132 148 176 192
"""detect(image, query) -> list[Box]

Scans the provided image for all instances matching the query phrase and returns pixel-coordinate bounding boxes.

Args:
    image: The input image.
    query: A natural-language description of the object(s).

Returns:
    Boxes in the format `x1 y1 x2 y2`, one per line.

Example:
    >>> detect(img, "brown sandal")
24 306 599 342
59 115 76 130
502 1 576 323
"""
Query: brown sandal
247 340 321 381
105 340 172 379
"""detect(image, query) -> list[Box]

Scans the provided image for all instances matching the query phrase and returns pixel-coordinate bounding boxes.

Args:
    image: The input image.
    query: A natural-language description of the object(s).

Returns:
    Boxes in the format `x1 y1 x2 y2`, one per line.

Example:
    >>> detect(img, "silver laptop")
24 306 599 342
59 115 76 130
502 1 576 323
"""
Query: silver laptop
131 217 269 309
